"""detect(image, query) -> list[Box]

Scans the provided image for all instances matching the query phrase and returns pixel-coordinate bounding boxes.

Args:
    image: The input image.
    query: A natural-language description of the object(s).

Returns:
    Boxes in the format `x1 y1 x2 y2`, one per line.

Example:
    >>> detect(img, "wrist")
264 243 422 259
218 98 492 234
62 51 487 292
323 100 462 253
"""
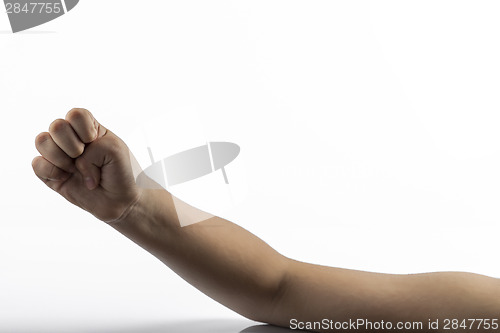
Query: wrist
107 188 145 225
107 188 180 256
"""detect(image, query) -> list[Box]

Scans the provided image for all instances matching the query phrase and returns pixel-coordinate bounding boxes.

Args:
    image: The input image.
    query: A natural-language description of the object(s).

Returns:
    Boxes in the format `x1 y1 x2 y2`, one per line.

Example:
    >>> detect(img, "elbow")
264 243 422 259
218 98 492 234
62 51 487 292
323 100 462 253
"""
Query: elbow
242 257 292 326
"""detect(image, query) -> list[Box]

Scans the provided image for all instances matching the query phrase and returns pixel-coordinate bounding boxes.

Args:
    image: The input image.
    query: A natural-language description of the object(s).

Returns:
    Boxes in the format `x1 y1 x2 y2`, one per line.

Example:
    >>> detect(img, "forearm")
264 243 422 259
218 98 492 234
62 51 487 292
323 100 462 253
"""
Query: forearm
109 188 288 322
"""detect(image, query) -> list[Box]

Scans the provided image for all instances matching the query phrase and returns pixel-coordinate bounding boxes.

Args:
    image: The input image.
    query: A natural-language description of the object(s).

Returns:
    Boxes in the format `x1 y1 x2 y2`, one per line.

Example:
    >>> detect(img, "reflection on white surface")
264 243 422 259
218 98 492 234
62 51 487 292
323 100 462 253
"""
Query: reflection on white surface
0 319 302 333
91 319 252 333
241 324 298 332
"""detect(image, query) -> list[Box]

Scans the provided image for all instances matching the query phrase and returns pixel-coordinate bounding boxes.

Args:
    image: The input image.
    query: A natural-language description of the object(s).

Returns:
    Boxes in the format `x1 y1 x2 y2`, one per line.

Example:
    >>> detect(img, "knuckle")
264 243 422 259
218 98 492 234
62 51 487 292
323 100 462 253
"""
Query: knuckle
66 108 88 122
66 108 97 143
49 118 67 134
31 156 41 170
35 132 51 148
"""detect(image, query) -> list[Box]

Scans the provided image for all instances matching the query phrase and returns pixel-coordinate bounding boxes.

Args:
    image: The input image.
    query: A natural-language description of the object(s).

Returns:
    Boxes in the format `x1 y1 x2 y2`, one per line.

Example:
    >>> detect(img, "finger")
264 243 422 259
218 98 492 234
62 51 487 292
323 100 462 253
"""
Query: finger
49 119 85 158
66 108 107 143
32 156 71 184
35 132 76 173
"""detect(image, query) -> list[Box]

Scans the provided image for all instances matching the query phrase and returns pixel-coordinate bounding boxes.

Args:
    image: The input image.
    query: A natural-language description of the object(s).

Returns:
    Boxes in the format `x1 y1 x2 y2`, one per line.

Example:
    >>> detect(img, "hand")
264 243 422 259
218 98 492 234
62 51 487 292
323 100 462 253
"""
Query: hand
32 108 142 223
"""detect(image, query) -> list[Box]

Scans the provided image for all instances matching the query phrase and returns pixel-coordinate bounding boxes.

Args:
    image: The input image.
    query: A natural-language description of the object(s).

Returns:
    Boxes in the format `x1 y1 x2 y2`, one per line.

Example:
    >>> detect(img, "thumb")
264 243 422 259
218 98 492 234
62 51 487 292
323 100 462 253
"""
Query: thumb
75 147 102 190
74 132 127 191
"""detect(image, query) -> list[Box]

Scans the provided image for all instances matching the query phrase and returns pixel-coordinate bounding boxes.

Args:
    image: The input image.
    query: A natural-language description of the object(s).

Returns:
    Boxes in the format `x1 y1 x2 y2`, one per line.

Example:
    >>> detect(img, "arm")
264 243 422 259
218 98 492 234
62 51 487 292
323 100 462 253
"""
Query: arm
33 109 500 332
115 189 500 331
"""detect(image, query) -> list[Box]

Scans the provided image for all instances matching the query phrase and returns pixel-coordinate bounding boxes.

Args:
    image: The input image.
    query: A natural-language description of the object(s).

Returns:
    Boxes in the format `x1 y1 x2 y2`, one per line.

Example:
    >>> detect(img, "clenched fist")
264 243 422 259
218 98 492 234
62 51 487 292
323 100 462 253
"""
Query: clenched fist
32 108 142 223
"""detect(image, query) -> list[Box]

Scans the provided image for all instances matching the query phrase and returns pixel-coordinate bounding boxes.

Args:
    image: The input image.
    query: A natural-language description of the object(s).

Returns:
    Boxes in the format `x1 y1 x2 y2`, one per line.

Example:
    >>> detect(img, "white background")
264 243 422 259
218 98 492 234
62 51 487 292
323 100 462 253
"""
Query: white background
1 1 500 332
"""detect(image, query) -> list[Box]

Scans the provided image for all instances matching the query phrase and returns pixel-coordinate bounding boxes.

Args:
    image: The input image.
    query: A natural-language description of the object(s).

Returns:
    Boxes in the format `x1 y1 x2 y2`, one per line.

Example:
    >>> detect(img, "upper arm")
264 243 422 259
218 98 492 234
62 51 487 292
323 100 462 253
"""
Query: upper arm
266 263 500 332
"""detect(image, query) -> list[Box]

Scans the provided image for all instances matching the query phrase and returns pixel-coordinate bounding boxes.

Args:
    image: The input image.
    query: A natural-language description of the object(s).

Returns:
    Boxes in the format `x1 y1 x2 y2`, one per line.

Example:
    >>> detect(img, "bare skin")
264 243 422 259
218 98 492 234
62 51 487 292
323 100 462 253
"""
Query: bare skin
32 108 500 332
